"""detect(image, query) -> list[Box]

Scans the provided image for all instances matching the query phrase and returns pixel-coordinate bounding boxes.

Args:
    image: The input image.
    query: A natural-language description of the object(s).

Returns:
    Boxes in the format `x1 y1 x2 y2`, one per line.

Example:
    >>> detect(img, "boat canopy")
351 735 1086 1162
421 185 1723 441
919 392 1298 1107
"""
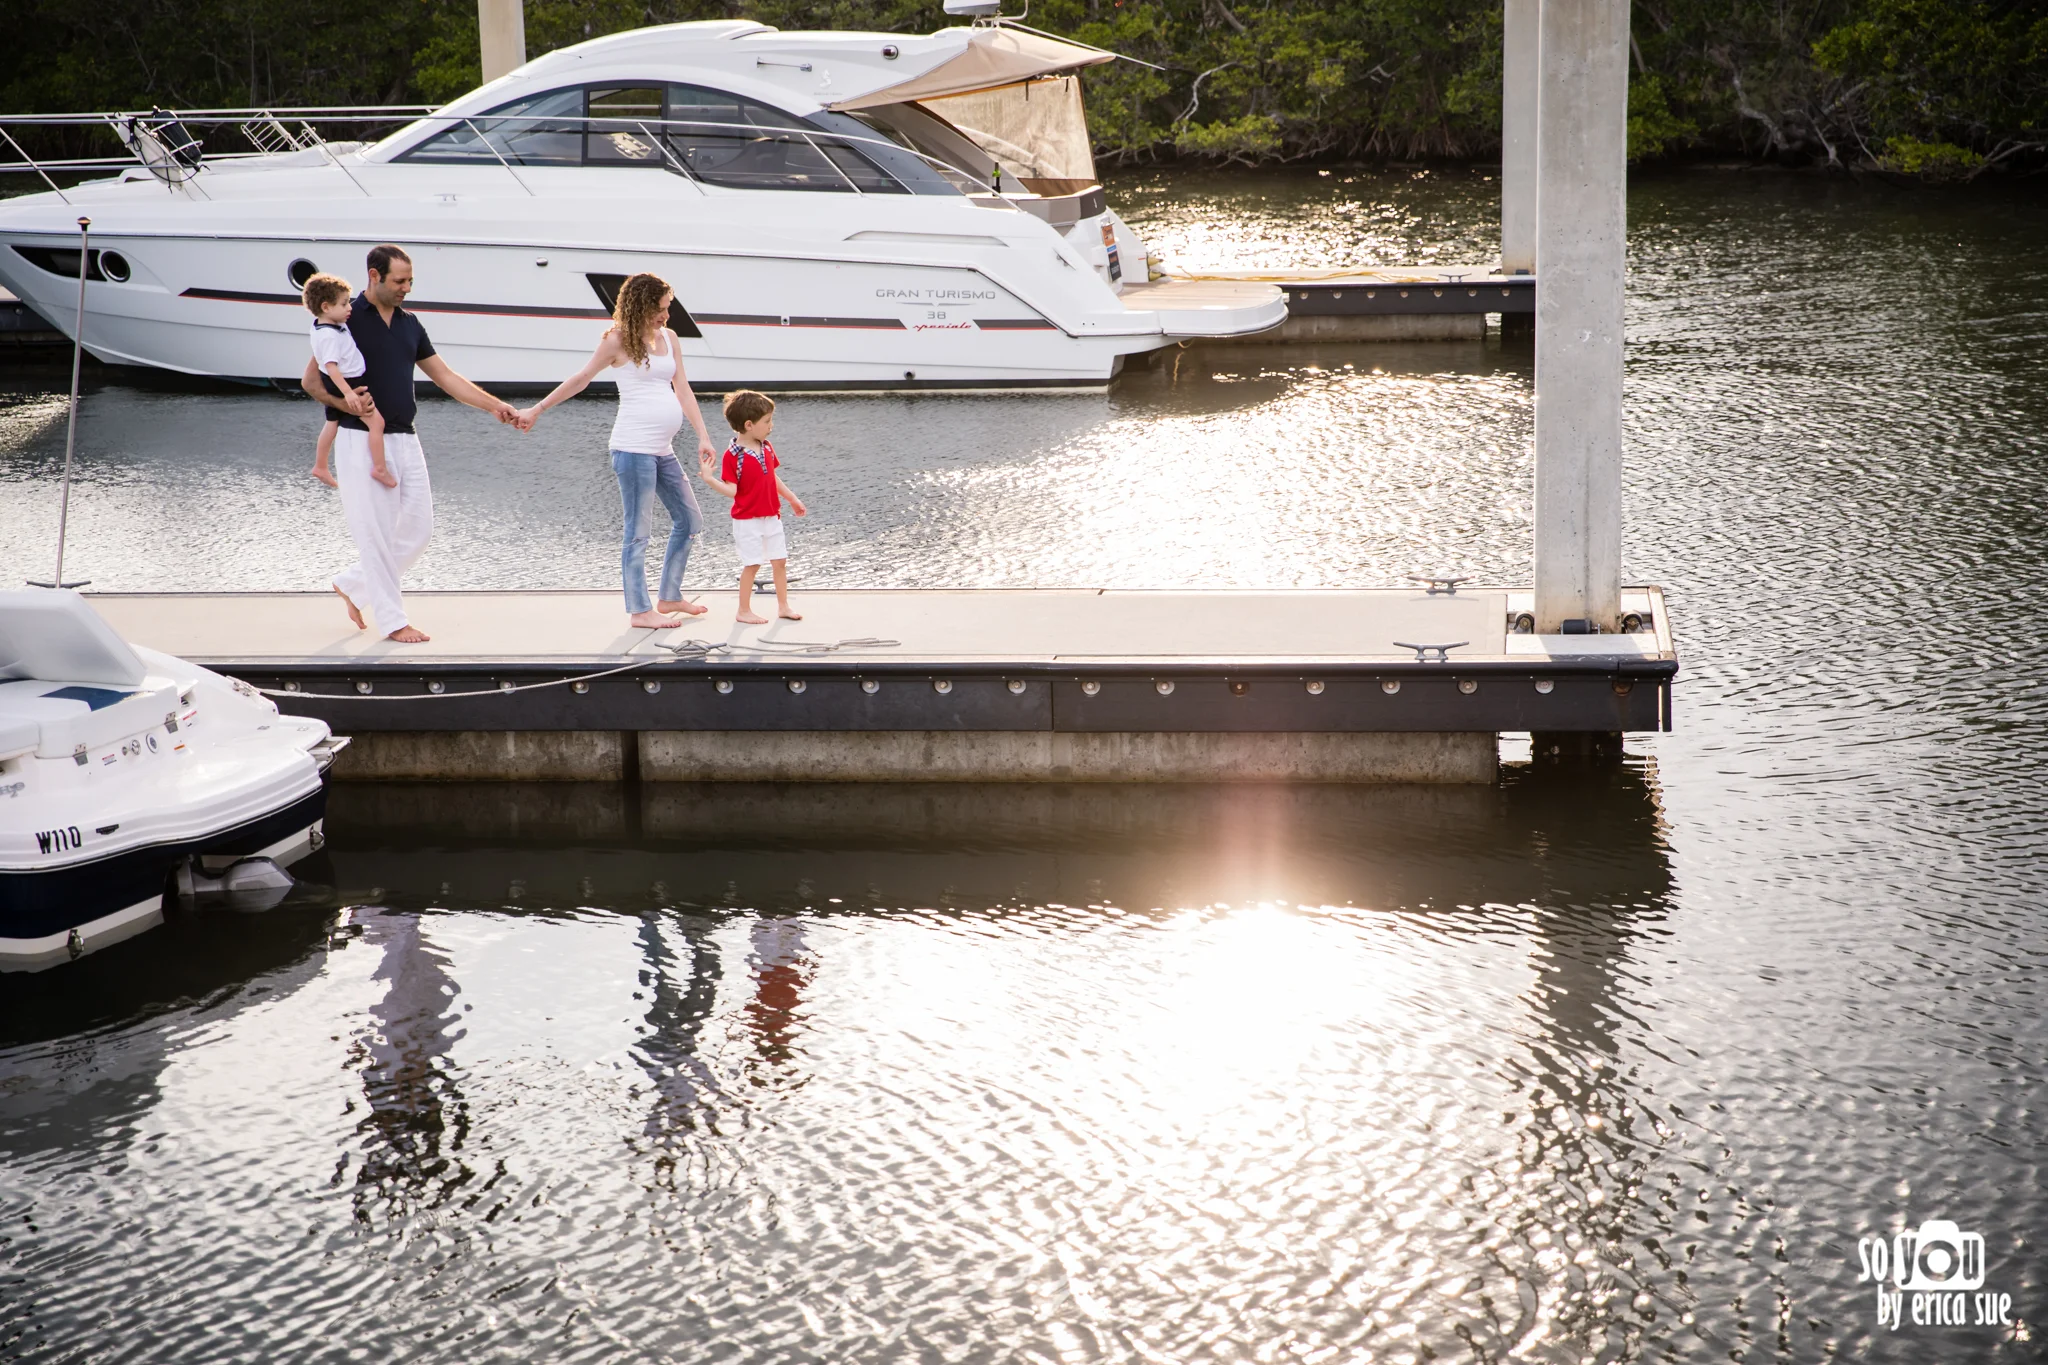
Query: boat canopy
827 27 1110 111
915 76 1096 182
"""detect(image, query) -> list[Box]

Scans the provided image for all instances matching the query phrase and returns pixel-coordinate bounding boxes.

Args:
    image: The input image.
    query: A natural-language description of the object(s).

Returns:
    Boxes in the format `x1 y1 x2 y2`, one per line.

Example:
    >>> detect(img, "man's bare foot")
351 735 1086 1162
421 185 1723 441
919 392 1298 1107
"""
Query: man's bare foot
371 464 398 489
778 608 803 621
386 625 430 643
628 610 686 629
333 585 365 630
657 598 709 616
311 465 338 489
735 610 769 625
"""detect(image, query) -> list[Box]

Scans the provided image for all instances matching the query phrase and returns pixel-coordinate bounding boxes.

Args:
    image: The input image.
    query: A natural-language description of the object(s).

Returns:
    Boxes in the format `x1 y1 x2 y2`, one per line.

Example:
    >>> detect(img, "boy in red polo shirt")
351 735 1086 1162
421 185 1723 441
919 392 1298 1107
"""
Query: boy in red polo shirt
698 390 808 624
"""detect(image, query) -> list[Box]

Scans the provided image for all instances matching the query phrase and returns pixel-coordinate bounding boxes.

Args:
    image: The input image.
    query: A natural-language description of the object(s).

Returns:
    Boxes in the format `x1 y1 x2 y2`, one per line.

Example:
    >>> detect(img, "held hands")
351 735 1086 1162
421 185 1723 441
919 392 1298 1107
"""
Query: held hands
697 435 717 460
493 400 522 427
513 407 541 432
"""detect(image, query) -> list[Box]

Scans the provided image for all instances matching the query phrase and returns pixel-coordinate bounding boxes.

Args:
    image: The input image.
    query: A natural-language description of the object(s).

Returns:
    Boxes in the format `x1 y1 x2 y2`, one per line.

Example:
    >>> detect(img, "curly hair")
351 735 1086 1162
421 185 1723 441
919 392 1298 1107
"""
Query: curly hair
301 273 351 314
611 272 672 366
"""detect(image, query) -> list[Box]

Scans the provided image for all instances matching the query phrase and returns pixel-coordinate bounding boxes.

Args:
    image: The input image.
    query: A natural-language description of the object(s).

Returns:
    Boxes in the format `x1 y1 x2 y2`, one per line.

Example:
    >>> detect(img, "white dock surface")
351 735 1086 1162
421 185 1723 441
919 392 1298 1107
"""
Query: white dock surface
88 589 1519 667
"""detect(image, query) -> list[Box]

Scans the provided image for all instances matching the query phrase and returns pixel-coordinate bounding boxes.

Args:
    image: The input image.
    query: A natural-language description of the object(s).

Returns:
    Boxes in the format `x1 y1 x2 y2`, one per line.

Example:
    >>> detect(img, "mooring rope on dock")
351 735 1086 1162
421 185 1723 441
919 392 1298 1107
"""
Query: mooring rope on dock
247 654 661 702
660 637 900 657
242 637 903 702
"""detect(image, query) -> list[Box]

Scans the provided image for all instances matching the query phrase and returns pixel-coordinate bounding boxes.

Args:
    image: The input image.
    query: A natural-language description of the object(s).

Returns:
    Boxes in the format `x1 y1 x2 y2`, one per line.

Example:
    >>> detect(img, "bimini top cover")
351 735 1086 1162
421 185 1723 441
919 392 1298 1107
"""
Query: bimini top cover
0 591 147 687
827 26 1112 111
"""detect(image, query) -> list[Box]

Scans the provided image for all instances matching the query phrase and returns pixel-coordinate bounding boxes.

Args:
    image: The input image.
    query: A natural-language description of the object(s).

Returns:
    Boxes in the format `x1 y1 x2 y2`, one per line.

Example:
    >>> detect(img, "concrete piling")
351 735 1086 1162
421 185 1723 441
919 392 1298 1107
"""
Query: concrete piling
1500 0 1539 276
1532 0 1629 633
478 0 527 83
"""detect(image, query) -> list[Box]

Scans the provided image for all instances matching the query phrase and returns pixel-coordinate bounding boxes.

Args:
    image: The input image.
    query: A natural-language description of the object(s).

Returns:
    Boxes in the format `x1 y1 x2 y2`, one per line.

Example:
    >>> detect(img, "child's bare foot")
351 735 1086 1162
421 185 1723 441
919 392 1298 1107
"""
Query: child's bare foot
777 608 803 621
735 610 769 625
657 598 709 616
386 625 430 643
371 463 398 489
311 464 338 489
628 610 686 629
333 585 365 630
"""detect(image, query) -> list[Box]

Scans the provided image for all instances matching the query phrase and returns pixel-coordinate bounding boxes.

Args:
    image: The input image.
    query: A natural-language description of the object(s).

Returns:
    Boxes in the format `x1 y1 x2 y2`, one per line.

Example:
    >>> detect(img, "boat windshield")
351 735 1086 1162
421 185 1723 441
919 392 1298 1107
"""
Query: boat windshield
845 104 996 195
397 83 911 193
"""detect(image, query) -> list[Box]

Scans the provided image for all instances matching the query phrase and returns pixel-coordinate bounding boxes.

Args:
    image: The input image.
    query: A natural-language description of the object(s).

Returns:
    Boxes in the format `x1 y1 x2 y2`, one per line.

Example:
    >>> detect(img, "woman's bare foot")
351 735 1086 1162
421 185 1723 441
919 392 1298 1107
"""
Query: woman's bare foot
628 610 685 629
657 598 709 616
735 610 769 625
333 585 365 630
386 625 430 643
311 465 338 489
777 608 803 621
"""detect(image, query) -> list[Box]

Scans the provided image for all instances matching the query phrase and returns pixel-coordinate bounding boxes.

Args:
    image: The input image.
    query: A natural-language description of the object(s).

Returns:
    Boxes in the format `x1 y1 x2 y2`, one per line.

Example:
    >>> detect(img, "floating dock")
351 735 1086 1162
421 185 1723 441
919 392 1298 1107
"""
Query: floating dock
0 284 61 349
88 586 1671 784
1197 266 1534 343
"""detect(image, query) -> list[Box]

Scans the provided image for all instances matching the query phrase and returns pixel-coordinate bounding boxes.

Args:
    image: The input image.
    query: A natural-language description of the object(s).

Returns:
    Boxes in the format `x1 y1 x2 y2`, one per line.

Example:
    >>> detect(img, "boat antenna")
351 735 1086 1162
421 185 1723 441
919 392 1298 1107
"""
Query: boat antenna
30 215 91 590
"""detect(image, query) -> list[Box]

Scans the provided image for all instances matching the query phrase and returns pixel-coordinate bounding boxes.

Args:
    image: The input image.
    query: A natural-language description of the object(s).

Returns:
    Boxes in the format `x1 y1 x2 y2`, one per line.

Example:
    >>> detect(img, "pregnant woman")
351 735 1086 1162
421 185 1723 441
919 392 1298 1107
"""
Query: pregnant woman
519 273 718 628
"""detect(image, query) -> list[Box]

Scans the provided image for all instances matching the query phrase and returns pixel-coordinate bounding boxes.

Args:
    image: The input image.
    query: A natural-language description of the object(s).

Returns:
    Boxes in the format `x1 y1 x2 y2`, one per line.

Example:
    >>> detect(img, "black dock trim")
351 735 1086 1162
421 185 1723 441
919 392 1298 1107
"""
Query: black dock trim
237 658 1671 735
1284 278 1534 317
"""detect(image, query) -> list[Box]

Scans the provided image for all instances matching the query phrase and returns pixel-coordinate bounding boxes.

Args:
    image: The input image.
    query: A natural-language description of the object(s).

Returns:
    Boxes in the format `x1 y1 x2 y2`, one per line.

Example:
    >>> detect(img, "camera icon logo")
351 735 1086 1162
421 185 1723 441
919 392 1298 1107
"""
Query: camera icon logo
1894 1220 1986 1292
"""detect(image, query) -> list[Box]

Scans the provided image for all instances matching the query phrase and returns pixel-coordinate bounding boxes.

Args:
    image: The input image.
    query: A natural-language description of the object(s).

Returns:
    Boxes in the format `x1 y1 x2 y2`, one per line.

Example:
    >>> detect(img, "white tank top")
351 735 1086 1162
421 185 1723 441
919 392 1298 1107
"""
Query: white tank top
608 334 684 456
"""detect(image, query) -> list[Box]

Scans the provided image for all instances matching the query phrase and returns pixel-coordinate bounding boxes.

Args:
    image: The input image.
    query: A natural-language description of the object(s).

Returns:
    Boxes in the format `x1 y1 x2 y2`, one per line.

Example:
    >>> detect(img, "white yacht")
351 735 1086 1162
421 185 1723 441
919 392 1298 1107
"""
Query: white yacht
0 21 1283 390
0 591 346 971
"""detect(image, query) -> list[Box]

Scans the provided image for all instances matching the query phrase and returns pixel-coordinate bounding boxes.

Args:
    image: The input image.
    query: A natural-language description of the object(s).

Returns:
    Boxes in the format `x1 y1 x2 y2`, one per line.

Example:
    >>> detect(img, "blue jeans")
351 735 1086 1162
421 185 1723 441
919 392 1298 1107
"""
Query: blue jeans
612 450 702 614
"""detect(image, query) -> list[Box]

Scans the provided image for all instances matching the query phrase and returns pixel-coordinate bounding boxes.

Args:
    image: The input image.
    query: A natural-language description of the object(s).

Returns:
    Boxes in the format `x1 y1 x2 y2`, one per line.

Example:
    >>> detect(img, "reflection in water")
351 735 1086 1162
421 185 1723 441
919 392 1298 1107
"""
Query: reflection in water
0 899 339 1158
744 918 814 1080
631 911 725 1173
350 910 471 1224
299 770 1678 1359
318 767 1673 916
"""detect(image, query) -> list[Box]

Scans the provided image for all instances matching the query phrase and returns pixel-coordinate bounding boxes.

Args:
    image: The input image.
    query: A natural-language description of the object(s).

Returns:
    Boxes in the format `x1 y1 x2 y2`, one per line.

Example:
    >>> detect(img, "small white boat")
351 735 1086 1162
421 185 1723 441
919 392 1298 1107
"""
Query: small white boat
0 20 1284 390
0 590 346 971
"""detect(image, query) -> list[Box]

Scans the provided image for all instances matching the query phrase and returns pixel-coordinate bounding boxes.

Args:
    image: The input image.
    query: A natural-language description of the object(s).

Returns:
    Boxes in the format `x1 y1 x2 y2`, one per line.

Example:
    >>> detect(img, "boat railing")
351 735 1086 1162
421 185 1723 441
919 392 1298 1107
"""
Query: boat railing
0 106 1039 209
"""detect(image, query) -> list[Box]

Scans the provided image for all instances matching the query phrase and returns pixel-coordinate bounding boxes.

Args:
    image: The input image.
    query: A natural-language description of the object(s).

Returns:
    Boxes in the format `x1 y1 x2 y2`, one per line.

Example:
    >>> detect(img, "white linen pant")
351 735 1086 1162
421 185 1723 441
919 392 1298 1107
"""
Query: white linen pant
331 428 432 635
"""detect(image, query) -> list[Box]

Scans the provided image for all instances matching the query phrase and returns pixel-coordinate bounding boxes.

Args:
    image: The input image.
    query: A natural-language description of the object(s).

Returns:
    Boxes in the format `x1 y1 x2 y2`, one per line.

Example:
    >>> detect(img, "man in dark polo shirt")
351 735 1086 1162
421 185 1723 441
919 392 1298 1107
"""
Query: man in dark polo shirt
300 243 518 643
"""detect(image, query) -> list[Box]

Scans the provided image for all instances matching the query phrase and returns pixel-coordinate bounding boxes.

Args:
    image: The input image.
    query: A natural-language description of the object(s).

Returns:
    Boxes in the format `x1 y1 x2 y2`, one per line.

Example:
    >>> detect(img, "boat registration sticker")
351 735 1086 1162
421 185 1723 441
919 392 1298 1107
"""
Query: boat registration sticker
1101 223 1122 282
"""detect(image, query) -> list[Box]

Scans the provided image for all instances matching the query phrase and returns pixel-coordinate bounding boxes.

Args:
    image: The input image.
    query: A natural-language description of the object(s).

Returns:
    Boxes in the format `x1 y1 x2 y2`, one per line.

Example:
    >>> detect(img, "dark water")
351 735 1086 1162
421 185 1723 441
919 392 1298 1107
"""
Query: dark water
3 167 2046 1362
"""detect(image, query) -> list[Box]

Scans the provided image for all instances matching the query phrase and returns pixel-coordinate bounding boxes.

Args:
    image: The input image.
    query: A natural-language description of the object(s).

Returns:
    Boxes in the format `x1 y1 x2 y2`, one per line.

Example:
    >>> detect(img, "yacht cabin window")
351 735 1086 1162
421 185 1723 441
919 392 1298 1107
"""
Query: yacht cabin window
400 83 904 192
662 84 901 193
587 87 665 165
403 86 585 165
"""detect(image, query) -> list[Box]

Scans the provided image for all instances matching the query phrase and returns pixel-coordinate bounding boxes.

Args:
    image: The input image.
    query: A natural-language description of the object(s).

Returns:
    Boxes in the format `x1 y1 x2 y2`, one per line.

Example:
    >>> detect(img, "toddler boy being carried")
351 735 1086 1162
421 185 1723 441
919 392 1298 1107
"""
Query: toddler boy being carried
301 273 393 489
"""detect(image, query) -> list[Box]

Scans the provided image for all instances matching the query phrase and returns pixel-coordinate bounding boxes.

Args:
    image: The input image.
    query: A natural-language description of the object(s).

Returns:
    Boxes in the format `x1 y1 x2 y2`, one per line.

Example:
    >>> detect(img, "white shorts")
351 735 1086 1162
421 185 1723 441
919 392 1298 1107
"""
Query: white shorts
731 515 788 565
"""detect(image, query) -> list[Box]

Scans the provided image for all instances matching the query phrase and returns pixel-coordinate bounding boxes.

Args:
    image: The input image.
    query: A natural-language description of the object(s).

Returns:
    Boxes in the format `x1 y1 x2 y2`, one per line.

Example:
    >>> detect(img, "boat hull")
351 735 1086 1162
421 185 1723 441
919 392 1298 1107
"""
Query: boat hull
0 174 1279 388
0 787 325 970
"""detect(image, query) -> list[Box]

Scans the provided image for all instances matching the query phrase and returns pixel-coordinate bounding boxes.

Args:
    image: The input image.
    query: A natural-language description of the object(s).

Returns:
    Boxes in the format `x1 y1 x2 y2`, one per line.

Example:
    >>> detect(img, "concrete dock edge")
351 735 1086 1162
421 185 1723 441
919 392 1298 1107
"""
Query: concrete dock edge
330 730 1501 784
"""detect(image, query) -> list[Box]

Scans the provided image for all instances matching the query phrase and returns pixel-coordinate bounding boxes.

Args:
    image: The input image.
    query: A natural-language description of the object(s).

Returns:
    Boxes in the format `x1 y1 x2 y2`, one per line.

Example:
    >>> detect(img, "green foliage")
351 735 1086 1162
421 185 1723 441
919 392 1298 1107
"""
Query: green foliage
1177 112 1286 160
1877 134 1987 176
1627 74 1696 161
1813 0 2047 169
0 0 2040 170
